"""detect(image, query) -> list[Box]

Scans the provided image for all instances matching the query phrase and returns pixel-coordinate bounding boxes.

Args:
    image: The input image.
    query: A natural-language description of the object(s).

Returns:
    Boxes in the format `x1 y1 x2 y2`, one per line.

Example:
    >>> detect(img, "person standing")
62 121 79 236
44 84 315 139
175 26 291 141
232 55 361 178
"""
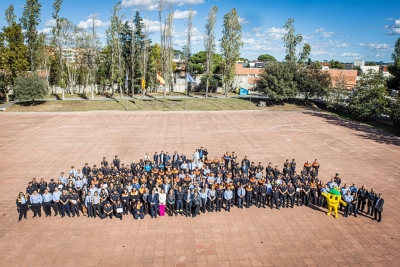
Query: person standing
85 191 94 218
343 191 353 218
271 186 280 210
42 189 53 217
184 189 193 217
357 184 368 213
70 190 80 217
114 199 123 220
175 187 184 216
92 191 101 218
59 190 71 218
224 187 233 212
148 189 158 218
372 193 384 223
30 191 42 218
215 186 224 212
367 188 377 216
287 184 295 208
207 185 216 212
52 187 61 216
16 192 28 222
237 185 245 209
167 189 175 217
159 189 166 217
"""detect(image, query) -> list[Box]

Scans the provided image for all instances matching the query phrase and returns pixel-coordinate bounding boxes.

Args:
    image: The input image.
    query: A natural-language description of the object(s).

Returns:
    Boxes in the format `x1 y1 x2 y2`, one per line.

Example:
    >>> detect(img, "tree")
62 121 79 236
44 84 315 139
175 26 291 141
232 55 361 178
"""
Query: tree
388 37 400 80
329 60 344 69
326 71 349 109
348 70 389 120
296 62 331 100
353 65 362 76
257 54 276 62
365 62 376 66
35 32 51 87
0 21 29 102
282 18 302 62
13 74 47 104
20 0 42 72
204 6 218 98
256 62 298 101
5 4 16 26
220 8 243 97
390 96 400 128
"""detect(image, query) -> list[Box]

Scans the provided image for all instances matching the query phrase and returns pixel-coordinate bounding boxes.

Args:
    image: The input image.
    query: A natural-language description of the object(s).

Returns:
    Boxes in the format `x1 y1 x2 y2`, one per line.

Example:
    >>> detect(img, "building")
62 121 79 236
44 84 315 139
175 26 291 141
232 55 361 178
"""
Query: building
234 63 263 89
322 69 358 89
353 60 364 67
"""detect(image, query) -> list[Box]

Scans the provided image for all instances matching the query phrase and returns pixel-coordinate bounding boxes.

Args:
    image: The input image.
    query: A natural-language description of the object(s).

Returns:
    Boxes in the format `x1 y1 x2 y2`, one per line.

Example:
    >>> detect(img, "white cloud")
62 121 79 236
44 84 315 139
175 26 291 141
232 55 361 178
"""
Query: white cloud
384 19 400 35
340 53 359 57
322 31 335 38
173 39 186 47
173 10 198 20
375 54 382 57
311 50 328 56
314 28 324 34
77 18 110 29
143 18 162 33
336 42 350 48
121 0 204 10
366 43 391 52
313 28 335 38
266 32 285 40
266 27 287 33
238 17 249 25
243 38 256 45
39 28 53 34
387 28 400 35
45 19 56 27
255 32 265 38
253 27 262 32
358 43 365 47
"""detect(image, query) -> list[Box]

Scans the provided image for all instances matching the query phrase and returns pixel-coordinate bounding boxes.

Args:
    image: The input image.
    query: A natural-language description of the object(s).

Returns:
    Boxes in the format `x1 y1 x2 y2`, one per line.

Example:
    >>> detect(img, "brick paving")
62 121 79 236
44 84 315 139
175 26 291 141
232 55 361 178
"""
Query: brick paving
0 110 399 267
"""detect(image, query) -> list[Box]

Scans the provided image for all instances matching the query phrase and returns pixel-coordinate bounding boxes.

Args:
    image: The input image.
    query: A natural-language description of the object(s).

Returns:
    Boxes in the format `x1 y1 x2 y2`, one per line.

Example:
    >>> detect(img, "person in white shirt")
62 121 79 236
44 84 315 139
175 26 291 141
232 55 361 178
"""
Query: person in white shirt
193 149 200 164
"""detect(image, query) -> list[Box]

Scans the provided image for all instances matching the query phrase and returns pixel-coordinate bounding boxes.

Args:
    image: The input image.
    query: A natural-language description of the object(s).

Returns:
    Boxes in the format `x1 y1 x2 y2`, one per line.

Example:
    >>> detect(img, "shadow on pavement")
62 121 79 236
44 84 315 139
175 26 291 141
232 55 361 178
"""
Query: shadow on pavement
305 111 400 146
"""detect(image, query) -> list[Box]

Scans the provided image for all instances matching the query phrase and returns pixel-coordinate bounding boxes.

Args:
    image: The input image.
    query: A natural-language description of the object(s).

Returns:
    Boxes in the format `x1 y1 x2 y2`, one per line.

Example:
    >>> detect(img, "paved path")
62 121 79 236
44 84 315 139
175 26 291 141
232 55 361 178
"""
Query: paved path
0 110 399 267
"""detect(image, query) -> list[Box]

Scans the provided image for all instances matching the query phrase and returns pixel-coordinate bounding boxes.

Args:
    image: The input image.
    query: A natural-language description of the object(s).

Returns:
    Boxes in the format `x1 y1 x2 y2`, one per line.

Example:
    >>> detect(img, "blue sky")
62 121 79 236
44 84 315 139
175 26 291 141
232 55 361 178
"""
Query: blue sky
1 0 400 62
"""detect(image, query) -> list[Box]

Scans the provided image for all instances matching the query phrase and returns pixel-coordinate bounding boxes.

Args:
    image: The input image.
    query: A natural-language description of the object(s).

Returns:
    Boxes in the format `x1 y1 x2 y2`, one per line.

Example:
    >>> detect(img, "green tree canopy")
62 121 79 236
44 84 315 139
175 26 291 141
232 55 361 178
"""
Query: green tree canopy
329 60 344 69
296 62 331 100
13 74 48 103
348 70 389 120
388 37 400 80
257 54 277 62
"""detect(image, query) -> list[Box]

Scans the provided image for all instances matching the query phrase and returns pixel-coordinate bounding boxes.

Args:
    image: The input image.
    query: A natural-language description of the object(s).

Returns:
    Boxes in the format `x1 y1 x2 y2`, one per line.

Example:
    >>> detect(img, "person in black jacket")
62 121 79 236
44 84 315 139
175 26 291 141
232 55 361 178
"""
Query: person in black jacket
367 188 377 216
357 184 368 213
16 192 29 222
372 193 384 222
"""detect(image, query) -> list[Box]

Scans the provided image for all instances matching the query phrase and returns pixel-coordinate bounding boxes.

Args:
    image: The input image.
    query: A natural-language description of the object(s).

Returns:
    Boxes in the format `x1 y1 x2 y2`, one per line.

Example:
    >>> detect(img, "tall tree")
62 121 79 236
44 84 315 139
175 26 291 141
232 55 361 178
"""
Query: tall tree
185 9 194 95
257 54 276 62
20 0 42 72
220 8 243 98
5 4 16 26
326 71 350 109
35 32 51 87
0 22 29 102
296 62 331 100
388 37 400 81
204 6 218 98
283 18 302 62
348 70 389 120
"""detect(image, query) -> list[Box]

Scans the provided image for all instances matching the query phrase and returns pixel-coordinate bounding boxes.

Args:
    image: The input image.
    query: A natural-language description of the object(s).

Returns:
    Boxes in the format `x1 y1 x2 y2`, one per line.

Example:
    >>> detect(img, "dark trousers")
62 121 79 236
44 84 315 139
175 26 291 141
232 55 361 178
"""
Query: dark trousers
271 197 279 209
201 198 207 212
344 202 352 217
319 195 326 208
295 193 301 205
302 194 310 206
61 203 70 216
374 209 382 221
31 203 42 216
208 199 215 211
93 204 101 217
216 198 223 211
288 196 295 208
150 204 157 217
134 212 144 219
237 197 244 208
43 202 51 215
367 201 375 215
350 203 357 216
185 201 192 216
167 202 175 215
52 202 60 215
176 200 183 212
18 204 28 220
71 203 80 216
87 204 93 217
225 199 231 211
253 194 259 206
310 190 317 205
193 204 200 216
122 202 129 215
280 195 287 208
357 199 366 212
260 194 267 207
115 212 123 220
245 194 252 208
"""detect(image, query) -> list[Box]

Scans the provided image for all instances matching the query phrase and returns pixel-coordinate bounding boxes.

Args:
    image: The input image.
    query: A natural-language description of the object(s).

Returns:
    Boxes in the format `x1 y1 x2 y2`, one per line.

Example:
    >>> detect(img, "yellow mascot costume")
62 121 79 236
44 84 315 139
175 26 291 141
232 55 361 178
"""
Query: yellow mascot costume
321 188 347 218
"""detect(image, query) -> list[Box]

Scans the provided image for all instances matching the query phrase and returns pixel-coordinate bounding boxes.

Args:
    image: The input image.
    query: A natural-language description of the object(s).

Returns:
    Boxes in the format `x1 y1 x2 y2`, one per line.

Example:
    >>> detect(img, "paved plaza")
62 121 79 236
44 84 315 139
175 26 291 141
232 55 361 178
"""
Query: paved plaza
0 110 399 267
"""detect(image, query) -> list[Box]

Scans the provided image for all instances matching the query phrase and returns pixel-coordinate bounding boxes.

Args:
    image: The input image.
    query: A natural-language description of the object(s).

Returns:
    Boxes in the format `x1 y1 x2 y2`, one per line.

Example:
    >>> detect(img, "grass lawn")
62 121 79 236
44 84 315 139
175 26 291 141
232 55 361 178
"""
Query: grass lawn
6 98 311 112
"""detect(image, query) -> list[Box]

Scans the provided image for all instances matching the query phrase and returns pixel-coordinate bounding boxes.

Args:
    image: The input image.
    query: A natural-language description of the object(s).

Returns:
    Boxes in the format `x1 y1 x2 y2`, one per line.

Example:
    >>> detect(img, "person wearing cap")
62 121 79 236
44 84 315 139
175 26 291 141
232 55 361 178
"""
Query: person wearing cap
103 202 113 219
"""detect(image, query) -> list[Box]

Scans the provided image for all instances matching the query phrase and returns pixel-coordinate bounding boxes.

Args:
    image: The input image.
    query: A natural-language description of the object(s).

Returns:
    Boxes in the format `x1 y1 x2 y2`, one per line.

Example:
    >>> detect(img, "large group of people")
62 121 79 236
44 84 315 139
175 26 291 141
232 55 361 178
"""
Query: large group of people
16 148 384 223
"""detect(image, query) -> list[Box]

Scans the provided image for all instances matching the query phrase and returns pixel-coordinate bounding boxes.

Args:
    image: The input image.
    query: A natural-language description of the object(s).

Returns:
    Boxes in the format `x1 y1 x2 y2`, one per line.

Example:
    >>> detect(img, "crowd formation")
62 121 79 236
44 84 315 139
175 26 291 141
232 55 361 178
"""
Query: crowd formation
16 148 385 222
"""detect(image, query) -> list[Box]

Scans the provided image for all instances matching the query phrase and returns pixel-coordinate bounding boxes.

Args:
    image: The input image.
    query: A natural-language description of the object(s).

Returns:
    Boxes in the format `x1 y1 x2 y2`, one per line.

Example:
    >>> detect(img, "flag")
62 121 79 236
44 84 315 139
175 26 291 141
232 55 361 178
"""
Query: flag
186 73 197 84
156 73 165 85
124 69 128 89
141 78 146 89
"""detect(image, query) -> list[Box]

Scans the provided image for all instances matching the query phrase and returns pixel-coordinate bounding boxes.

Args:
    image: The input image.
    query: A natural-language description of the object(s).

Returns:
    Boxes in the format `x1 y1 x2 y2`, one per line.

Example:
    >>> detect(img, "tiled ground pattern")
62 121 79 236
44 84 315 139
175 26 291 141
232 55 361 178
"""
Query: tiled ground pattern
0 110 399 267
